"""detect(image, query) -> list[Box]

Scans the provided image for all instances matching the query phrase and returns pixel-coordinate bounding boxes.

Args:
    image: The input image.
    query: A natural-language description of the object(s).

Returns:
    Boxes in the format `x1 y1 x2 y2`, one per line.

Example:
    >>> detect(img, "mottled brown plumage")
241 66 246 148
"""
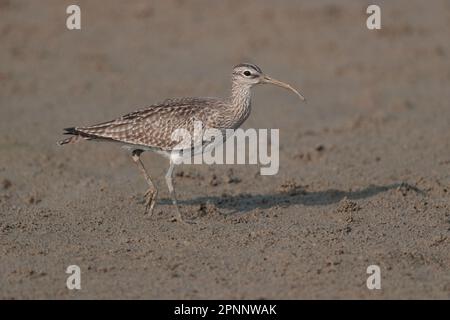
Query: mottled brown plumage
59 63 305 223
63 98 229 150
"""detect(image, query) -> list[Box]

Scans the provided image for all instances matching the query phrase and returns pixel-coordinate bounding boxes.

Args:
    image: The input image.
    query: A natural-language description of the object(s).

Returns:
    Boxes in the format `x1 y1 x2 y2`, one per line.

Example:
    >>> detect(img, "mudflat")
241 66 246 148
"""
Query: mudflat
0 0 449 299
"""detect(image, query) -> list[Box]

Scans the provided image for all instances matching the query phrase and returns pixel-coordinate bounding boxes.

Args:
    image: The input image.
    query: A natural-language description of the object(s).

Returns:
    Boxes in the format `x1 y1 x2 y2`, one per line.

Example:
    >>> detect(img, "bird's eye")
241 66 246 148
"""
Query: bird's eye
243 71 251 77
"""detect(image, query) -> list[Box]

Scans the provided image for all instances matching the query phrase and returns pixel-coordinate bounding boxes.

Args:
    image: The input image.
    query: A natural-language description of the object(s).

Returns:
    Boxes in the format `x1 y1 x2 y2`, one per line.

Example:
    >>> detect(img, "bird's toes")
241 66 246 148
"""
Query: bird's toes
144 189 153 198
143 189 157 216
144 199 154 215
143 206 153 216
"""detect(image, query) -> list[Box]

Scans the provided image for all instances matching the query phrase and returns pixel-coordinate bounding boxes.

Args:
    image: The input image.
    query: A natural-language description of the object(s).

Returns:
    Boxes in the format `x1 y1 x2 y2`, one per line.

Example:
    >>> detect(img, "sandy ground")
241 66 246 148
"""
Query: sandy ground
0 0 449 299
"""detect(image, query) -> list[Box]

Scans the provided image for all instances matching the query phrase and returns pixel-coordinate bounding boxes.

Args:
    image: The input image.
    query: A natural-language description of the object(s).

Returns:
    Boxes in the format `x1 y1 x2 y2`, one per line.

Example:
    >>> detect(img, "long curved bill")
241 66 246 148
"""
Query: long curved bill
263 75 306 102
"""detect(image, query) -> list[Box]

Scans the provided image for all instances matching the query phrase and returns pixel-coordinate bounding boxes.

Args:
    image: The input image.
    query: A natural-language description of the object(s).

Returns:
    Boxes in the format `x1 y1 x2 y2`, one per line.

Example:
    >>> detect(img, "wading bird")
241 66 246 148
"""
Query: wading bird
58 63 305 223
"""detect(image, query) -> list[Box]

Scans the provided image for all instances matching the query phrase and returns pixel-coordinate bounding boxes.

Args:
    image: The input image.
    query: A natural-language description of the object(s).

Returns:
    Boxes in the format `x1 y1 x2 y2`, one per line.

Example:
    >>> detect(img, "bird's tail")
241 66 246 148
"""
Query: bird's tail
57 127 84 146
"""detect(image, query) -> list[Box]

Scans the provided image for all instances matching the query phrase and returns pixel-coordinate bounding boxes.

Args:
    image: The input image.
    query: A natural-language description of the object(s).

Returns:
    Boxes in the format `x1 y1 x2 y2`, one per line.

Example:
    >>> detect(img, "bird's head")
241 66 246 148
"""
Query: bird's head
232 63 305 101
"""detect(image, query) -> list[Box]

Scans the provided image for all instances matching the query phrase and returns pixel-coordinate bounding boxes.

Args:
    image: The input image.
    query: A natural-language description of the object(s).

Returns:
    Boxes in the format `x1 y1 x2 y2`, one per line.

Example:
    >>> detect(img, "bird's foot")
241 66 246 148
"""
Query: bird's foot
169 206 198 225
143 188 157 216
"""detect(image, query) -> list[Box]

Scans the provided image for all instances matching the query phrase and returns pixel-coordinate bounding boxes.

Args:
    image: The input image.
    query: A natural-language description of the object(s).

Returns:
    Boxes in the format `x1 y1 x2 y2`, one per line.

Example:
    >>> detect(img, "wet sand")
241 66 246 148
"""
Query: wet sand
0 0 449 299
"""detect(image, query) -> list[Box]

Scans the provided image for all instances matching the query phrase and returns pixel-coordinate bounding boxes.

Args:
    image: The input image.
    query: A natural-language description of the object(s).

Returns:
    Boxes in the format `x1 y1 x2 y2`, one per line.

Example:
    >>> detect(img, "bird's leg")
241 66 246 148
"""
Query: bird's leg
165 162 195 224
165 162 183 222
131 150 158 216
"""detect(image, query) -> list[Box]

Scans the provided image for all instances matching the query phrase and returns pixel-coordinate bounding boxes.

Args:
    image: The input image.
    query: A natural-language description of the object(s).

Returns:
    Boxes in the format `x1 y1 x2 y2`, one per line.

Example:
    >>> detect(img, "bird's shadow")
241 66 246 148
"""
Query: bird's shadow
158 182 423 215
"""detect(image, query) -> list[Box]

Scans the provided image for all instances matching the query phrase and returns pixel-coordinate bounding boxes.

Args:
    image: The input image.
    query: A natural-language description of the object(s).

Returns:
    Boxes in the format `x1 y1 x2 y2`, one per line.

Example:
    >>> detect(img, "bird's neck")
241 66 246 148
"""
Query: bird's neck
227 82 252 128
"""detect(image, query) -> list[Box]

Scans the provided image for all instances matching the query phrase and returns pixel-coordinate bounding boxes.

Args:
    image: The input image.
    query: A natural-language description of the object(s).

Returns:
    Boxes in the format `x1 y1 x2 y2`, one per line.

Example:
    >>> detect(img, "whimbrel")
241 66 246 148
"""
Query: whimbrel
58 63 305 223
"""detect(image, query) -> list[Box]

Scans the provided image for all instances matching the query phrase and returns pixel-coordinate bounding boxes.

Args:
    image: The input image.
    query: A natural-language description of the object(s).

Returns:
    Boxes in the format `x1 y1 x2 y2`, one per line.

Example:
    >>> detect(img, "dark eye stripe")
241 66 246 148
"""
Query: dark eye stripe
244 73 258 78
234 63 262 73
232 71 258 78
